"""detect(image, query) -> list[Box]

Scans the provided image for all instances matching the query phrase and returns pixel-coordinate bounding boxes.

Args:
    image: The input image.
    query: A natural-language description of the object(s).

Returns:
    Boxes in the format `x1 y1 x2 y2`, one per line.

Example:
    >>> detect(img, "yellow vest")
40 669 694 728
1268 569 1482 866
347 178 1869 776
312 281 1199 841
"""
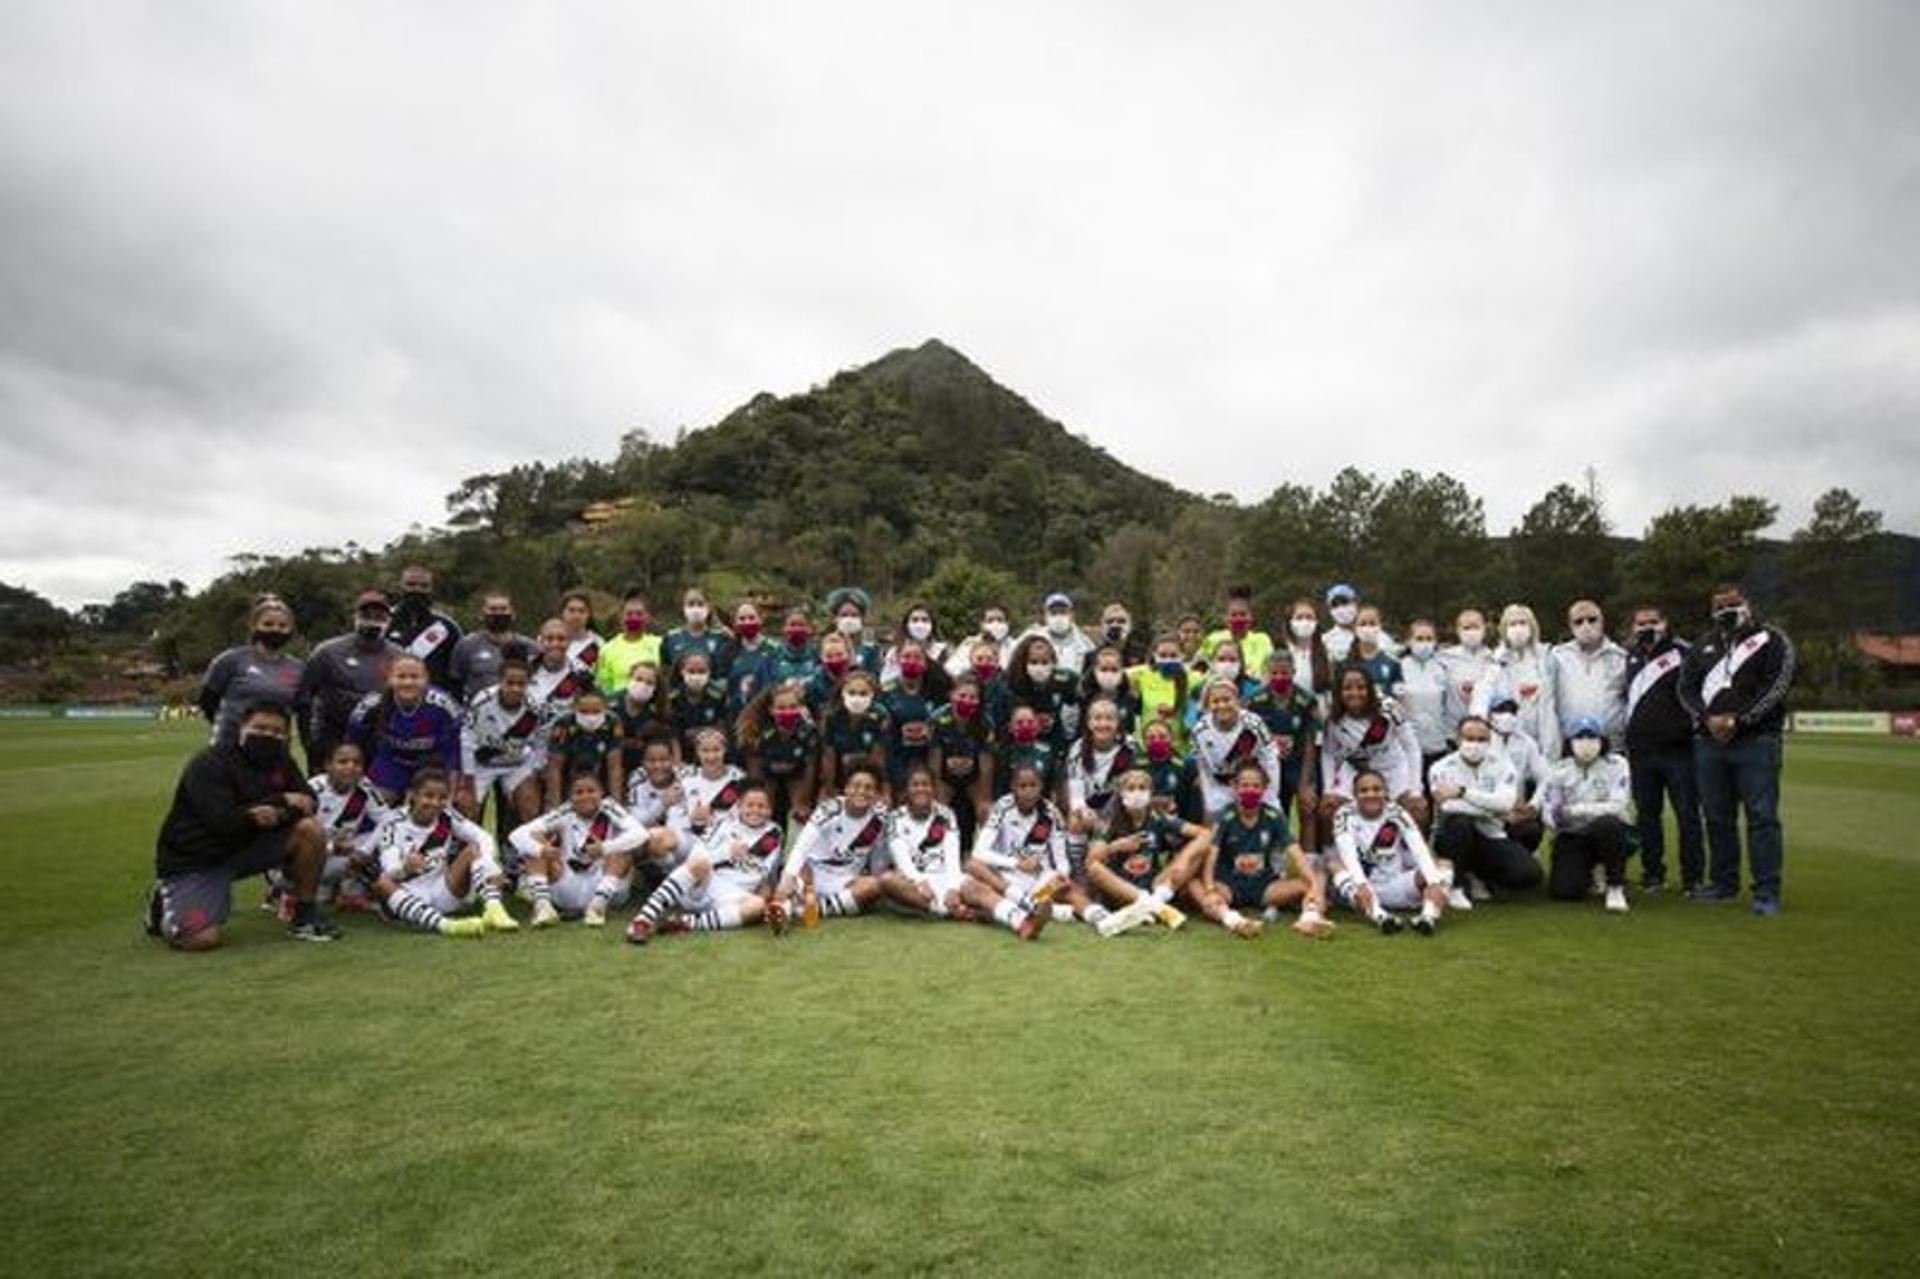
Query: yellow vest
595 632 663 693
1201 627 1273 675
1127 664 1194 751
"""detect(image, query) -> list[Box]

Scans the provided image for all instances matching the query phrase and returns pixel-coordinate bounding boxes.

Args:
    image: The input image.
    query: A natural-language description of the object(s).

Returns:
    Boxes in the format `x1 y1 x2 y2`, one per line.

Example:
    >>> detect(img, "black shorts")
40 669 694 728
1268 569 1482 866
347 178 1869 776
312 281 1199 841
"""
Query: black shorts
155 830 293 942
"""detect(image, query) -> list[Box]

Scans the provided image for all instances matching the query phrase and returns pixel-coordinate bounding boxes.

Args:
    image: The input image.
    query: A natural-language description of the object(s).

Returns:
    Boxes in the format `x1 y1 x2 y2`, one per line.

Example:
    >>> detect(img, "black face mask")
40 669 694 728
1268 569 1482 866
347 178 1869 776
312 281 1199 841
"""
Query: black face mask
1714 607 1748 632
355 622 387 643
484 613 515 634
253 629 291 650
1634 626 1662 648
1105 623 1128 642
240 734 289 770
398 589 432 613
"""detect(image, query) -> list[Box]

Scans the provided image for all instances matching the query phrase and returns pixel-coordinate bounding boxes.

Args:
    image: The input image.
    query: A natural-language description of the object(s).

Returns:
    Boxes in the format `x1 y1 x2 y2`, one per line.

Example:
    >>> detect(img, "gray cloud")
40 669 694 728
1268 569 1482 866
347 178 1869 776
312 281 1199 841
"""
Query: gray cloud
2 1 1917 607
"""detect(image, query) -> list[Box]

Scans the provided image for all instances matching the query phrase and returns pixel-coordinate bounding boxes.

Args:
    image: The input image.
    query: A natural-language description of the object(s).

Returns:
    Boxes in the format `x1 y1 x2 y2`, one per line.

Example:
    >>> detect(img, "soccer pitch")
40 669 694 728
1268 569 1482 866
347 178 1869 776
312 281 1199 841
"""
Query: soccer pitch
1 722 1916 1276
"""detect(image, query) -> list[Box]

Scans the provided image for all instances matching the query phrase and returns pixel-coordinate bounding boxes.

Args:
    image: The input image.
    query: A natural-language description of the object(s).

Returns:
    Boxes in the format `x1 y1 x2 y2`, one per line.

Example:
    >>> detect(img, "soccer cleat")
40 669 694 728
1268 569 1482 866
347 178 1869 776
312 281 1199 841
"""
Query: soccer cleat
288 916 343 942
1154 902 1187 931
1291 912 1335 939
1688 883 1738 903
1604 885 1630 914
765 896 791 937
481 900 520 932
1750 894 1781 918
1015 906 1050 942
529 898 560 929
1466 874 1491 903
625 916 653 946
1228 916 1263 938
1377 913 1405 935
582 900 607 928
1029 873 1066 906
1445 886 1474 912
1097 895 1158 938
1412 914 1437 936
441 917 487 939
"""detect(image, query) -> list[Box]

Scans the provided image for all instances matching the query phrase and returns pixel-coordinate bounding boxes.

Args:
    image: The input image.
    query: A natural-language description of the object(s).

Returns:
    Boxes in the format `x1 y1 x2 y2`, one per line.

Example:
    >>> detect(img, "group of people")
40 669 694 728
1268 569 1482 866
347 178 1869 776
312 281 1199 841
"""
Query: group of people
149 567 1795 950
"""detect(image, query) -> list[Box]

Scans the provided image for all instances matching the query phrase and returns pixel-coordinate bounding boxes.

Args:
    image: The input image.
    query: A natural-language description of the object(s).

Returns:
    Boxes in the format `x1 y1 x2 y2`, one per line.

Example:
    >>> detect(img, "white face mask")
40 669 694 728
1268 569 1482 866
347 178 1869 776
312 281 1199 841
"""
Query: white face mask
1120 788 1152 813
1571 738 1603 763
1095 669 1122 690
983 619 1009 642
836 615 863 637
1505 623 1532 648
1046 613 1074 636
906 620 932 642
574 711 607 732
683 672 709 692
1489 711 1518 736
1410 640 1436 660
844 694 873 716
1027 662 1055 682
1457 627 1485 649
1458 739 1488 764
1354 624 1381 646
1290 617 1317 639
1573 620 1603 646
684 605 708 626
628 680 654 702
1330 604 1358 627
1212 661 1241 681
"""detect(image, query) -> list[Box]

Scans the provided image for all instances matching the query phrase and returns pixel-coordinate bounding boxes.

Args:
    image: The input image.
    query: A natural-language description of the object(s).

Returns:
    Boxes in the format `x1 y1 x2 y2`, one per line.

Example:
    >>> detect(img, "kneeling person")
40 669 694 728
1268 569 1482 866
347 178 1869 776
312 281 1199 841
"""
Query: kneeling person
149 701 341 948
1330 769 1454 935
509 771 648 927
1544 715 1634 913
374 767 519 938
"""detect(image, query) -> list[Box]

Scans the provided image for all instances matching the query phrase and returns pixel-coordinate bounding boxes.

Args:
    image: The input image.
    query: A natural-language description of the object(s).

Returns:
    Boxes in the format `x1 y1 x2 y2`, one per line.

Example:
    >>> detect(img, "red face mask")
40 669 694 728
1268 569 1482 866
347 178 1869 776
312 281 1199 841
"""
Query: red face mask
1236 785 1265 809
1268 675 1293 696
623 613 648 635
1010 721 1039 744
773 707 803 730
899 658 927 679
736 619 762 641
784 626 810 647
1146 738 1172 761
952 698 980 720
1228 615 1252 637
823 655 850 676
971 660 999 681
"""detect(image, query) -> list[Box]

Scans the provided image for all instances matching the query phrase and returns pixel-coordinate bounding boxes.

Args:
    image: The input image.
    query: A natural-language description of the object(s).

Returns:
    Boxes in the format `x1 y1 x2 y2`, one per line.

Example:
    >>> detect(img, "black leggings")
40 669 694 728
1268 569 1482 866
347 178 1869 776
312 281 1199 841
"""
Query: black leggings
1433 814 1543 892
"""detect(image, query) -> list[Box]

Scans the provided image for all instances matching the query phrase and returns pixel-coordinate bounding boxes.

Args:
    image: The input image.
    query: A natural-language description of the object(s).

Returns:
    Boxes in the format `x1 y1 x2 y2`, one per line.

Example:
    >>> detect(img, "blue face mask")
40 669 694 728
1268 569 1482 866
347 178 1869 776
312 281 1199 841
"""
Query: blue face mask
1156 659 1184 678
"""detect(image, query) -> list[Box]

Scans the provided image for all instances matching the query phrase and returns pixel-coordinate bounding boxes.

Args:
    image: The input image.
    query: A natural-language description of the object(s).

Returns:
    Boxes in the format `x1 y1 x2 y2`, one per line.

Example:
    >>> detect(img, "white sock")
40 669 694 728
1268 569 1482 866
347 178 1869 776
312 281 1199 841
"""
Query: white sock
1051 903 1075 923
1420 900 1441 922
992 899 1019 930
1221 909 1246 930
1151 883 1173 904
1085 904 1111 924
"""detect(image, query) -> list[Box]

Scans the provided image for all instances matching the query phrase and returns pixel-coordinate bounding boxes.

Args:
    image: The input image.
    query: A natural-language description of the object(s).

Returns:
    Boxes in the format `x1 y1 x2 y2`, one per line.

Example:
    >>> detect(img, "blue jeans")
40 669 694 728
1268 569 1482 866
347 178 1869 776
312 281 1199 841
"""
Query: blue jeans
1693 733 1784 897
1628 741 1704 887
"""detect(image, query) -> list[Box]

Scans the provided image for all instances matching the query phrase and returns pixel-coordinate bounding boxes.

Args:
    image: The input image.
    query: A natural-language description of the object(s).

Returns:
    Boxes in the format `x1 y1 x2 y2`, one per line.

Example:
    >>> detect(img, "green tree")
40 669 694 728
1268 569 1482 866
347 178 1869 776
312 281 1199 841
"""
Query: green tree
1506 482 1616 616
914 556 1026 635
1784 488 1890 634
1625 496 1778 625
1370 471 1489 623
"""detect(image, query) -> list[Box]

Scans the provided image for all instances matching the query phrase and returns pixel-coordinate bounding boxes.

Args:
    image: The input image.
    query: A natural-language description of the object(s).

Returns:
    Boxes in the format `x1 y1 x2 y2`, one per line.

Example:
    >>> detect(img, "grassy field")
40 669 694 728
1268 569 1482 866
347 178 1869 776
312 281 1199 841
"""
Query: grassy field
1 720 1917 1277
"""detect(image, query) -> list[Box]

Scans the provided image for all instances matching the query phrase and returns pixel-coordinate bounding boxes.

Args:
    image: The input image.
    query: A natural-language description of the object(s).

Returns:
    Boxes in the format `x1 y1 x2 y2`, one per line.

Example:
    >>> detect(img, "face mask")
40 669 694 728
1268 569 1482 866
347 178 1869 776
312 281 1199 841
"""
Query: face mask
1120 788 1152 813
1571 738 1603 763
684 672 710 692
736 618 763 641
1458 740 1488 764
844 693 873 716
1104 621 1128 642
1213 661 1241 681
1267 674 1294 695
900 658 928 679
1354 624 1380 646
399 588 431 609
906 620 933 642
1235 785 1265 809
784 626 810 647
971 659 999 680
628 680 655 702
823 655 850 676
482 612 513 634
1227 616 1252 637
982 620 1008 642
1405 640 1433 661
1489 712 1518 736
1290 618 1317 640
1027 662 1054 683
1095 669 1122 691
1010 721 1039 744
1146 738 1172 761
1573 620 1603 645
1156 658 1184 678
574 712 607 732
1458 627 1485 648
239 733 289 769
1046 613 1073 637
355 622 385 643
1715 605 1750 631
622 614 648 636
1330 604 1357 627
836 615 863 637
952 699 980 721
253 629 290 650
773 707 804 730
684 605 708 626
1634 625 1663 647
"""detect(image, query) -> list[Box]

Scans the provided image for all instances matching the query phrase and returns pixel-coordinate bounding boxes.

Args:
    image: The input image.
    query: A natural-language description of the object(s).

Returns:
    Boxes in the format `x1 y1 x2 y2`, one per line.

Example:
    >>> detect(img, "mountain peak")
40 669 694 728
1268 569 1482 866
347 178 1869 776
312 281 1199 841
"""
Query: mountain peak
855 338 995 389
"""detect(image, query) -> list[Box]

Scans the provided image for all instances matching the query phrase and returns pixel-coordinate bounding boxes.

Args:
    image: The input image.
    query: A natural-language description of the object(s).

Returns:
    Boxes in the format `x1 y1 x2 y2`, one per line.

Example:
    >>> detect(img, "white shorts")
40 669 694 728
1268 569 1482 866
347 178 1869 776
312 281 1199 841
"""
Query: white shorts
553 865 630 913
1336 867 1423 912
683 871 760 915
393 873 468 917
808 861 867 898
473 760 539 795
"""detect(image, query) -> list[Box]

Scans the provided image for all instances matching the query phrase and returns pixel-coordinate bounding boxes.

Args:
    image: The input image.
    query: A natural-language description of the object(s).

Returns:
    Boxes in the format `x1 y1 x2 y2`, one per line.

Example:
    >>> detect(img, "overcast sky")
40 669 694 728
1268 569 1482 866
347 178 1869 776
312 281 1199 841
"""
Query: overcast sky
3 1 1916 608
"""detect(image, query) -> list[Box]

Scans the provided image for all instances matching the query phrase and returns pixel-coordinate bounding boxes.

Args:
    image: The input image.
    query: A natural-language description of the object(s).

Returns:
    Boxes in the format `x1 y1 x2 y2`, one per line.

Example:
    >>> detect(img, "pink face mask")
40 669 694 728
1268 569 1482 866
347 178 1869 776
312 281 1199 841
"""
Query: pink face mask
899 658 927 679
1010 722 1039 744
1236 786 1265 809
1146 738 1172 761
773 707 803 730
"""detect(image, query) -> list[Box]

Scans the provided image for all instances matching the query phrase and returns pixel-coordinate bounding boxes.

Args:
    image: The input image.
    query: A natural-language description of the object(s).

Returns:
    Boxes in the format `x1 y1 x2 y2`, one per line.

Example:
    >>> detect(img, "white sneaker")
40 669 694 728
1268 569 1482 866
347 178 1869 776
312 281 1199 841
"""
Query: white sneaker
1097 896 1156 938
530 898 560 929
1604 885 1629 914
1446 887 1474 912
1467 874 1491 903
582 900 607 927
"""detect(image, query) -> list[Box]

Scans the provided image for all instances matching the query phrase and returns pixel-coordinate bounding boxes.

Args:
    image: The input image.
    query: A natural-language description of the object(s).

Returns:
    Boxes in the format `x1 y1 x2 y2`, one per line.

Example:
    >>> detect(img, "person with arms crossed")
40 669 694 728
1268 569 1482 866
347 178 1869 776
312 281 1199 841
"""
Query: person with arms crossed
298 589 402 767
1622 603 1703 893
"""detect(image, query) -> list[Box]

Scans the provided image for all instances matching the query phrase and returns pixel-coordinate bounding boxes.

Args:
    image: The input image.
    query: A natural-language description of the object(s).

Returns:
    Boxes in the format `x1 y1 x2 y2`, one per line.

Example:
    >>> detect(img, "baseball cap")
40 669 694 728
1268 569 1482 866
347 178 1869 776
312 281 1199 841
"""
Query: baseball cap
1566 714 1604 739
354 589 391 613
1044 592 1073 611
1325 582 1358 604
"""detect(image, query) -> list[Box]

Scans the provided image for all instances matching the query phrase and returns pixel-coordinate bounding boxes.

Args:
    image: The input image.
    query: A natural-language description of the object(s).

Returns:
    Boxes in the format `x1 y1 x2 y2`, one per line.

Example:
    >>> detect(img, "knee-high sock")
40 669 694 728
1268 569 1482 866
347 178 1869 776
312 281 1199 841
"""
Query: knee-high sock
386 890 447 934
636 864 697 926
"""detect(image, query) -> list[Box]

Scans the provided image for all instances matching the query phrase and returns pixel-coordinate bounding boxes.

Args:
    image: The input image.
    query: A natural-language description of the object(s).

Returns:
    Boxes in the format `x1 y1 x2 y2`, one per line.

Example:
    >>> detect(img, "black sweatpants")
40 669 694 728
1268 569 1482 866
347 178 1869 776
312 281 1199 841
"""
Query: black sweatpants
1433 814 1543 892
1548 816 1630 899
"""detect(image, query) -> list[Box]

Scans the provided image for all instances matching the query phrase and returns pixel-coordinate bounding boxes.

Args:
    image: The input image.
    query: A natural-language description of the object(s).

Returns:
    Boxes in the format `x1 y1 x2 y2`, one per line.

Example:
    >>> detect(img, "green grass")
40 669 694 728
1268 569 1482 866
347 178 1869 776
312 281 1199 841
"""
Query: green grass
2 722 1918 1276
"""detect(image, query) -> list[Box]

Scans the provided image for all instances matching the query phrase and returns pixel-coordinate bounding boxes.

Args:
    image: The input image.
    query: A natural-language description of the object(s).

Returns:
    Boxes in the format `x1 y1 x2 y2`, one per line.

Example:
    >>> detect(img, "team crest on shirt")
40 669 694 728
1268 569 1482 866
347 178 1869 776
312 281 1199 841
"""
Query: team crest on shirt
1025 816 1053 848
1375 821 1400 850
1233 853 1264 876
1124 852 1152 878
